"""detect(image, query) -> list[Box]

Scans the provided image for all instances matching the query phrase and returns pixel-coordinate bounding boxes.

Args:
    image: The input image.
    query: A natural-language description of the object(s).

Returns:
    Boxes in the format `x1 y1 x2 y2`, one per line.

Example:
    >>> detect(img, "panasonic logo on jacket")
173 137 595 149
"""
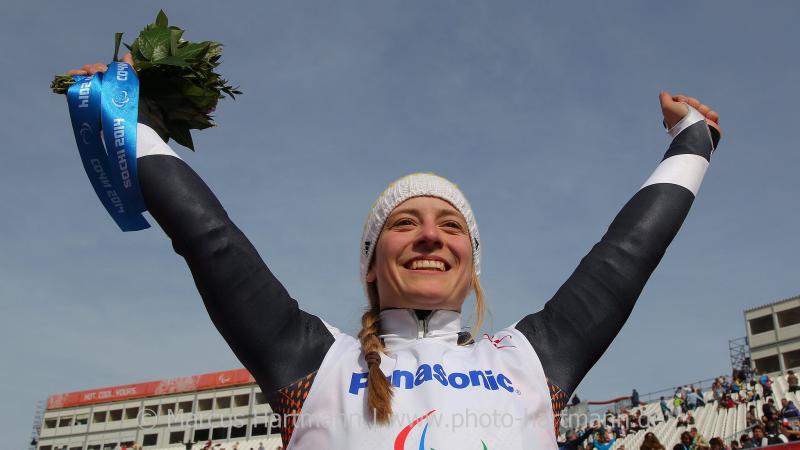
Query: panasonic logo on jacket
348 363 514 395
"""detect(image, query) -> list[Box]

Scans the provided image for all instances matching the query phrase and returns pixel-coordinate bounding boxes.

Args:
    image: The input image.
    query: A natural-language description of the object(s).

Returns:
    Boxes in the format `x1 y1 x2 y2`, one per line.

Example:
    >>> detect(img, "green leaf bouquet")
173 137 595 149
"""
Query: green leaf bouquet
51 10 241 150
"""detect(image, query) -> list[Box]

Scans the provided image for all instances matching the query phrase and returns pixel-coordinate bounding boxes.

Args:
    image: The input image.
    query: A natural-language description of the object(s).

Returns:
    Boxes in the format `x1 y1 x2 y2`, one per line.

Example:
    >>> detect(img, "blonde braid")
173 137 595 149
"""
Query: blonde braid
357 292 393 424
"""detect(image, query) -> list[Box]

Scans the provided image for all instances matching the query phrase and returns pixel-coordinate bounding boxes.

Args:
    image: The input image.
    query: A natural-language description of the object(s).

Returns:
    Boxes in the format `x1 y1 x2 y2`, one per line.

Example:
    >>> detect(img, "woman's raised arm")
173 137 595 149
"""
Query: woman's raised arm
69 56 336 395
514 93 721 408
138 149 335 394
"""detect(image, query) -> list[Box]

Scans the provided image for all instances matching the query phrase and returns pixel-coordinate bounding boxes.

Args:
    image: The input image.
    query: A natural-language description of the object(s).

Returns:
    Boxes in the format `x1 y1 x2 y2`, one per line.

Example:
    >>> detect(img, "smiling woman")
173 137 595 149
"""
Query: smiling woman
66 56 722 450
365 185 477 312
357 175 487 426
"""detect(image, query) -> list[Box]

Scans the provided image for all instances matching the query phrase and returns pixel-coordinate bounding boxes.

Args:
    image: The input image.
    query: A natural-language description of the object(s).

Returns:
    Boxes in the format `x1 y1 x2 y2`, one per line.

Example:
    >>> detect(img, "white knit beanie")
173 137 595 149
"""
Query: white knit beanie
360 173 481 288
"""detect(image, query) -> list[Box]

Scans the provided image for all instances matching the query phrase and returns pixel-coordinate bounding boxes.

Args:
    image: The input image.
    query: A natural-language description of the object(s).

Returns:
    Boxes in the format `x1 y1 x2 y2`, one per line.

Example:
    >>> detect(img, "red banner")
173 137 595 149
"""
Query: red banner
46 368 255 410
759 443 800 450
587 396 631 405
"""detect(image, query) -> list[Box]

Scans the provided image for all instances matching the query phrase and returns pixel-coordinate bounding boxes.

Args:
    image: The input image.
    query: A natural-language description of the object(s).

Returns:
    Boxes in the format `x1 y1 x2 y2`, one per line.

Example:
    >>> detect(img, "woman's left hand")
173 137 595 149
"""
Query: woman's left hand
659 91 722 138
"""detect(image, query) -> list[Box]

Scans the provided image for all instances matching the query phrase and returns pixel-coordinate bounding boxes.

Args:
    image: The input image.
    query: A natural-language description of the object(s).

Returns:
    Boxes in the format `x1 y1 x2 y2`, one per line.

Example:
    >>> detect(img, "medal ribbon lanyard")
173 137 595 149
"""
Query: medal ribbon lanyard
66 62 149 231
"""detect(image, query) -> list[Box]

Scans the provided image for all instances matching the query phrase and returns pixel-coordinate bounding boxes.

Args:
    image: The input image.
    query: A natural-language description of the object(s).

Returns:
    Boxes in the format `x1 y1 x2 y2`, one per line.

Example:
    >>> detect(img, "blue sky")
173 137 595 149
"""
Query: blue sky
2 0 799 443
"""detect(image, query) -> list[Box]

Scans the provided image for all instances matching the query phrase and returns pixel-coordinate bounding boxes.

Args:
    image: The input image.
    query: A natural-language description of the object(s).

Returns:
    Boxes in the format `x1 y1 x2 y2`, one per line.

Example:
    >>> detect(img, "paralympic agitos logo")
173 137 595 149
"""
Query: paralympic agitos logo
348 364 515 394
394 410 489 450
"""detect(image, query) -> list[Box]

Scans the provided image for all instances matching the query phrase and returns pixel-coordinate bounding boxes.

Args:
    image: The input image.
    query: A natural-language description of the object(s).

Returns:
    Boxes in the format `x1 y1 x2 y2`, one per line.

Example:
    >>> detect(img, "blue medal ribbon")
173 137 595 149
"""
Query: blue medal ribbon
66 62 149 231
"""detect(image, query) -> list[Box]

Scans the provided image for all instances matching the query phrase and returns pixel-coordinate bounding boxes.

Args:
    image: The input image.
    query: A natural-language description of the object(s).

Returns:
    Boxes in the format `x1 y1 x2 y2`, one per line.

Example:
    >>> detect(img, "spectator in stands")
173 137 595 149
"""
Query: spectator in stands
781 398 800 419
184 441 195 450
788 370 799 393
751 425 767 448
759 372 774 398
640 432 666 450
751 382 762 402
781 418 800 442
763 398 779 423
606 409 615 428
739 367 753 385
730 439 741 450
739 434 753 449
712 380 724 404
696 389 706 408
708 437 725 450
677 416 689 428
722 378 732 394
687 390 701 411
687 412 696 425
732 375 743 394
747 405 760 428
632 389 641 407
764 420 789 445
674 395 684 418
628 409 647 433
724 395 735 410
661 396 671 421
690 427 709 450
629 411 640 434
593 430 616 450
257 444 265 450
674 431 693 450
619 408 630 427
559 426 599 450
615 421 627 438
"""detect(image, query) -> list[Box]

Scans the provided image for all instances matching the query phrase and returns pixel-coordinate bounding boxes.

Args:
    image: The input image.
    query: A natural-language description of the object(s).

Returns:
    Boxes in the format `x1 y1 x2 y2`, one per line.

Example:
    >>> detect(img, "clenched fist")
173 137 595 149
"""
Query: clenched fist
659 91 721 138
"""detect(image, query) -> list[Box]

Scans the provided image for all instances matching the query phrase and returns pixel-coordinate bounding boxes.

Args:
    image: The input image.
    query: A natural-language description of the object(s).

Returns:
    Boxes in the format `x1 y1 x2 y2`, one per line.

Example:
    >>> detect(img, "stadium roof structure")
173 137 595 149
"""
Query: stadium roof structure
744 293 800 314
46 368 255 410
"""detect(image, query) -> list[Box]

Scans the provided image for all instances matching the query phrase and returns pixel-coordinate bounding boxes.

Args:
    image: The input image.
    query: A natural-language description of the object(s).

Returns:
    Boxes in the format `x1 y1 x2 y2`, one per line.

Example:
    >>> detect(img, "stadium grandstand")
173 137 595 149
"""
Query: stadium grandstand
556 294 800 450
31 368 282 450
30 294 800 450
558 370 800 450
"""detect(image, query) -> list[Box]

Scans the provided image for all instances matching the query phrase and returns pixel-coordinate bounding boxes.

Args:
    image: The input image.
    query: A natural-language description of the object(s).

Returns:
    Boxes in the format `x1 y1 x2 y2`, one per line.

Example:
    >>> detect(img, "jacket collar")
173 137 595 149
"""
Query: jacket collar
378 309 462 345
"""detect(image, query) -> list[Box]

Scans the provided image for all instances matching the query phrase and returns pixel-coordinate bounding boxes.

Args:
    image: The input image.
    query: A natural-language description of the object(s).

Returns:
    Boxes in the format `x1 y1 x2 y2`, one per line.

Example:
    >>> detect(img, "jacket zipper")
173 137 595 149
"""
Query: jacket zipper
410 310 433 339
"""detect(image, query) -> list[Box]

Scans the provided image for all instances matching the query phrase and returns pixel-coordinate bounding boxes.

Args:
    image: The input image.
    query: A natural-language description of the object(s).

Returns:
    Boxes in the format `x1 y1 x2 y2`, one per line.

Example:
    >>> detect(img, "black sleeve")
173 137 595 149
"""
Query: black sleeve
516 120 720 400
138 154 335 394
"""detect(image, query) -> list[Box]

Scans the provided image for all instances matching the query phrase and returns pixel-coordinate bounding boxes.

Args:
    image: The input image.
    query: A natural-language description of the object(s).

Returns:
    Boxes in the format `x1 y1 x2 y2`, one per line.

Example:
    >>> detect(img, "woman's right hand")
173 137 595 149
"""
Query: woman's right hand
67 52 135 76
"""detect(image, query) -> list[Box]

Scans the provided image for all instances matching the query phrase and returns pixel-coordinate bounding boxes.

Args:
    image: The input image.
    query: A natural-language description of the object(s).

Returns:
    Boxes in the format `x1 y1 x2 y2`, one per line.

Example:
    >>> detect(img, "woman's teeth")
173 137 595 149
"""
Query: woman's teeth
409 260 446 271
